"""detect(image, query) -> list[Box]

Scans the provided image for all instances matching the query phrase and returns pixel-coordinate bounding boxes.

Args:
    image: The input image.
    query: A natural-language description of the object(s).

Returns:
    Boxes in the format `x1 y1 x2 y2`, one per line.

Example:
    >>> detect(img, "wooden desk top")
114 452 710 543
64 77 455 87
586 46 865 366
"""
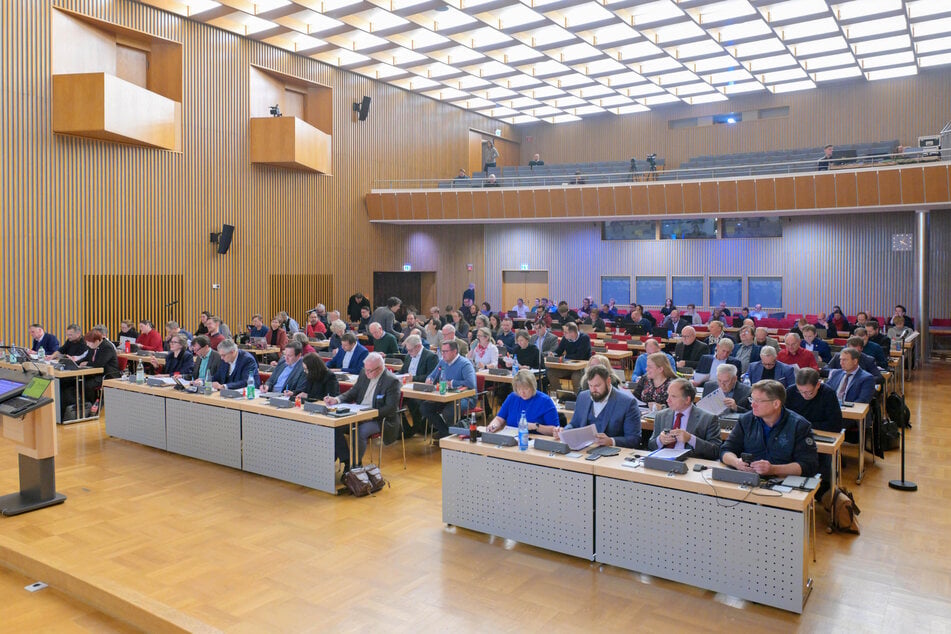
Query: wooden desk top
118 352 166 366
400 385 475 403
840 402 870 420
440 436 813 512
102 379 378 428
545 359 588 371
0 359 104 378
248 347 281 357
601 350 633 360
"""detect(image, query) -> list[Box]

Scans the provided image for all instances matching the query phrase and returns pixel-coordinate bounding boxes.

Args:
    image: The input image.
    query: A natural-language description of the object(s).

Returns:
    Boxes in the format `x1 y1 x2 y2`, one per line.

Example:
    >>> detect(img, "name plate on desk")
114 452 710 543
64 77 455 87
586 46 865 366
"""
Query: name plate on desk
269 397 294 409
643 456 689 474
712 467 760 487
412 382 436 392
534 438 570 454
220 389 243 399
488 369 511 376
480 432 517 447
303 402 328 414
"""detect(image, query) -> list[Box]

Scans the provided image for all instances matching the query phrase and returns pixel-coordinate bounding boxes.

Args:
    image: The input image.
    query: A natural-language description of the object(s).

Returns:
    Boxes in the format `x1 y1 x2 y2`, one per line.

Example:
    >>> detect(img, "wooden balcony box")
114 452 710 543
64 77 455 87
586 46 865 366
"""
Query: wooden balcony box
52 72 182 151
250 116 332 175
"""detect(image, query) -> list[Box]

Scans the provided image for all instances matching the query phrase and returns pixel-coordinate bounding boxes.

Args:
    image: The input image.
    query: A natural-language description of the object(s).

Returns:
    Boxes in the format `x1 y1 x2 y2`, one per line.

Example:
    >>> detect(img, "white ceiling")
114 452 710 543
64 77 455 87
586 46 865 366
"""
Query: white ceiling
138 0 951 124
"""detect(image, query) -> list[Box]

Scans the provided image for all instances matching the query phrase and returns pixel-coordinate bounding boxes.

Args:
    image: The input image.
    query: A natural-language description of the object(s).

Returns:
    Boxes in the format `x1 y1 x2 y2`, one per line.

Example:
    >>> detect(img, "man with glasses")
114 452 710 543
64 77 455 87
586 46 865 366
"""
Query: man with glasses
210 339 260 390
400 334 437 437
786 368 842 500
324 352 401 472
720 380 818 477
701 364 751 414
648 378 721 459
747 345 796 388
421 340 477 439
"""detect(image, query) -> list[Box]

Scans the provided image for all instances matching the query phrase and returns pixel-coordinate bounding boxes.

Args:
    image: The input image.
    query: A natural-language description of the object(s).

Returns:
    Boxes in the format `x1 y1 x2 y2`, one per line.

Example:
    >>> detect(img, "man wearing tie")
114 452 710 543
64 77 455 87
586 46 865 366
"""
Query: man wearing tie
648 378 721 459
261 342 307 396
400 334 438 437
826 348 876 404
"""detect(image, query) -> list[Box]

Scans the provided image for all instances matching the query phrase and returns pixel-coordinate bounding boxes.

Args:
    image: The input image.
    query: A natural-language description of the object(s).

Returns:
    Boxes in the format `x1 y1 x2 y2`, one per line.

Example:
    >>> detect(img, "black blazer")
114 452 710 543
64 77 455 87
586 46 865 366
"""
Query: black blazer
165 349 195 377
401 348 438 382
340 370 402 444
301 372 340 401
87 344 121 382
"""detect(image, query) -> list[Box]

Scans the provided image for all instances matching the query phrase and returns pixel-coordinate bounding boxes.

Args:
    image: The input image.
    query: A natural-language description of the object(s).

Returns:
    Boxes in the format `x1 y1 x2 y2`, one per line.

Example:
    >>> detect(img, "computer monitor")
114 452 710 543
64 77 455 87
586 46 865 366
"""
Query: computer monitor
0 378 26 400
22 376 51 399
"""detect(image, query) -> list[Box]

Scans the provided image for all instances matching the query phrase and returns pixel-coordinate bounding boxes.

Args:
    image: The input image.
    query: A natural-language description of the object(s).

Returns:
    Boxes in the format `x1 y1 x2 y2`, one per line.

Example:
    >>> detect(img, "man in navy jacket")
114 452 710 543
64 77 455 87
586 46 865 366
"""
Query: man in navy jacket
328 333 368 374
211 339 260 390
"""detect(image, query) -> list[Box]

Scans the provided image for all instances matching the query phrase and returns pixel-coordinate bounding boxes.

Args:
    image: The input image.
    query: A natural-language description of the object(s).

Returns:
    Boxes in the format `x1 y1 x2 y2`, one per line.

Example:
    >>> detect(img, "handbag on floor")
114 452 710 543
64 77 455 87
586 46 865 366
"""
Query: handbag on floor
342 464 387 496
822 486 861 534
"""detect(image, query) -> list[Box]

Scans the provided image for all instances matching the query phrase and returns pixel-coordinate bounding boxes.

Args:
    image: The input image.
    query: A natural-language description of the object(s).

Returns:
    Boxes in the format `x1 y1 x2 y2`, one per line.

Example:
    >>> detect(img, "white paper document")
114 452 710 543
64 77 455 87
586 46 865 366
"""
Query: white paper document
648 447 692 461
150 377 177 386
696 389 728 415
558 424 598 451
478 425 517 437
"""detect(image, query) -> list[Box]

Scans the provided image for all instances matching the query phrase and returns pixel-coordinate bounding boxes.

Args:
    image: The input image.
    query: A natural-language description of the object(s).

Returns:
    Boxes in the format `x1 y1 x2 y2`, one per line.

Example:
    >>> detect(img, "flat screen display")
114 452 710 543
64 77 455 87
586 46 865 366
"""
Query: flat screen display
0 378 25 399
22 377 51 399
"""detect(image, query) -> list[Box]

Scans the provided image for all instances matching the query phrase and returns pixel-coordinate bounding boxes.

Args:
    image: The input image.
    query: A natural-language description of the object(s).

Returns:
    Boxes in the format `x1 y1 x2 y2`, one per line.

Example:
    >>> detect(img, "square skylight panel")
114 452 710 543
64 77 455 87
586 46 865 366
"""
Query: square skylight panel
513 24 576 48
689 54 740 73
844 15 908 40
521 59 572 77
326 30 389 50
544 95 586 108
429 45 484 65
310 47 370 66
686 0 757 24
275 10 343 35
666 40 727 60
410 61 461 78
756 0 830 24
508 96 544 109
544 2 616 28
759 67 807 83
918 51 951 67
612 1 685 27
575 58 627 76
708 68 755 84
778 17 839 41
355 62 406 79
522 85 566 99
831 0 903 21
477 3 545 30
451 26 513 48
721 80 765 94
340 8 409 32
811 66 863 81
567 84 615 98
713 19 773 44
555 42 603 63
597 95 634 107
730 37 786 58
499 73 544 88
915 36 951 55
746 53 798 72
640 93 681 105
388 28 450 50
911 17 951 38
850 34 911 56
578 23 641 47
550 114 582 123
673 82 716 96
790 35 849 57
596 71 647 87
422 86 469 101
907 0 951 19
653 70 701 86
486 45 541 65
545 72 594 88
608 40 665 62
407 6 476 31
641 21 706 45
802 52 856 70
688 92 729 104
572 105 607 116
369 46 429 65
635 56 684 75
865 65 917 80
858 50 915 69
768 79 816 92
463 59 517 78
388 75 441 90
613 104 650 115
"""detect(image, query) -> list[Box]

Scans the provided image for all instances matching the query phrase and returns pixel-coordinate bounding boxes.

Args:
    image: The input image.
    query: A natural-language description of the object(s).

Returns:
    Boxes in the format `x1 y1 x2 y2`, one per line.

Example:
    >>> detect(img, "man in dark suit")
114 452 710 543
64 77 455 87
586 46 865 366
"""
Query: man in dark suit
661 308 690 335
692 339 743 386
262 341 307 396
826 349 876 404
853 327 888 369
558 366 640 448
325 353 402 471
673 326 709 370
191 335 222 383
648 378 721 460
702 364 752 414
748 345 796 388
211 339 260 390
327 333 368 374
826 337 882 380
734 326 762 374
400 334 437 437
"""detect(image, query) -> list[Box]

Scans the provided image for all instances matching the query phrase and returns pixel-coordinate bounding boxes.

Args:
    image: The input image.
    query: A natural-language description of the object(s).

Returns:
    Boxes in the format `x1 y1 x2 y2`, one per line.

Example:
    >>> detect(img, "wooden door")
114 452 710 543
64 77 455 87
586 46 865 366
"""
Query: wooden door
373 272 420 321
502 270 549 314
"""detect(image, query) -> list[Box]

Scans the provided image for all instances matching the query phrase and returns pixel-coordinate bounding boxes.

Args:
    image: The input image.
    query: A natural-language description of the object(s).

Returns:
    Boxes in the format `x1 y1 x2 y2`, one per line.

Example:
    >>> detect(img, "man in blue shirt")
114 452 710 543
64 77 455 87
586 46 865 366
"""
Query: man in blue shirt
853 326 888 369
421 340 477 439
211 339 260 390
247 314 268 339
631 338 676 381
720 379 818 477
262 341 307 396
29 323 60 356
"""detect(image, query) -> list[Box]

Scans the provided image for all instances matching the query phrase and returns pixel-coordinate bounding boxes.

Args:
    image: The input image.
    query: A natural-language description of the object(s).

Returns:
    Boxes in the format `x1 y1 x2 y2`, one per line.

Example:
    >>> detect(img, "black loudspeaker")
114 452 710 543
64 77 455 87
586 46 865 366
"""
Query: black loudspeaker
353 96 371 121
217 224 235 254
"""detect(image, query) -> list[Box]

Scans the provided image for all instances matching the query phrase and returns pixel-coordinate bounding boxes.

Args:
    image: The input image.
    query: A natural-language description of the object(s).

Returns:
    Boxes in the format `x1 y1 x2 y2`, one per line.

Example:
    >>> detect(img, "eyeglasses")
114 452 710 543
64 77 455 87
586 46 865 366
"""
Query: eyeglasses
748 397 776 404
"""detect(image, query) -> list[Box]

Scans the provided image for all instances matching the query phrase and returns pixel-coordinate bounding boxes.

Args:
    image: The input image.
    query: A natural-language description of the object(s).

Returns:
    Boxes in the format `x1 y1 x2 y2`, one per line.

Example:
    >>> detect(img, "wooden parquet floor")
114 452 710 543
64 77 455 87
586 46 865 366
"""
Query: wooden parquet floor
2 364 951 632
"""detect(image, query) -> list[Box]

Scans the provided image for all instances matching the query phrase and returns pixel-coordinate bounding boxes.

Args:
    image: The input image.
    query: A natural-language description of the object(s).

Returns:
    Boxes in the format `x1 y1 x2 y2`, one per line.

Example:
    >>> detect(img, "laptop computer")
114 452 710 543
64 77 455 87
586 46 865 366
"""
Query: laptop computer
250 337 267 350
652 326 670 338
0 376 53 417
56 356 80 370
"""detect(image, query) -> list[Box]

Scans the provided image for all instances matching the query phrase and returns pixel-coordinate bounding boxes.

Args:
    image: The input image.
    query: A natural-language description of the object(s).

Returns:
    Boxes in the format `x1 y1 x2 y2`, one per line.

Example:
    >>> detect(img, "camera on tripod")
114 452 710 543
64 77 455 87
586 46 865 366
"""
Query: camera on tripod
646 153 657 169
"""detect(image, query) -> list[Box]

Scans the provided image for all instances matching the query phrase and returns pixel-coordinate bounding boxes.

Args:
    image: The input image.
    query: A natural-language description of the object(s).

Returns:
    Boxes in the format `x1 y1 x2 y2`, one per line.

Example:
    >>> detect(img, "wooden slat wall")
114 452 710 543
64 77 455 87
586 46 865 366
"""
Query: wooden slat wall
481 211 951 318
367 164 951 221
83 274 183 334
268 274 333 325
519 72 951 169
0 0 513 346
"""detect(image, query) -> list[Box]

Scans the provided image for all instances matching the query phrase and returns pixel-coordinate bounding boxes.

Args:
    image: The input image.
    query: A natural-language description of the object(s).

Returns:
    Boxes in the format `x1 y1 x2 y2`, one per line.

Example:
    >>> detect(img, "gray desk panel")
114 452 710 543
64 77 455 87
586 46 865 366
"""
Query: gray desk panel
165 399 241 469
242 412 336 493
104 387 167 450
442 449 594 559
596 477 806 613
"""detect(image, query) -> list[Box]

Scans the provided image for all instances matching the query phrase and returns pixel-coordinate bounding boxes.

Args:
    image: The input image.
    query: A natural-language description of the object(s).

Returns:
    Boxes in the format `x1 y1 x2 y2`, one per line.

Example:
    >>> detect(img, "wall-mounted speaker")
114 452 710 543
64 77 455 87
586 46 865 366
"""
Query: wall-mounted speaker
352 96 371 121
210 224 235 254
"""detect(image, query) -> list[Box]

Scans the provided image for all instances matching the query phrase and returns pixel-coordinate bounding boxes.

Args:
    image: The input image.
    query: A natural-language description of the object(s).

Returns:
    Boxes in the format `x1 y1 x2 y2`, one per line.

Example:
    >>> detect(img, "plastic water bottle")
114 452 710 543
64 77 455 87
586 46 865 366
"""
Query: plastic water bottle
135 363 145 384
37 346 45 361
518 412 529 451
204 370 213 395
741 373 750 385
512 355 520 377
246 374 256 399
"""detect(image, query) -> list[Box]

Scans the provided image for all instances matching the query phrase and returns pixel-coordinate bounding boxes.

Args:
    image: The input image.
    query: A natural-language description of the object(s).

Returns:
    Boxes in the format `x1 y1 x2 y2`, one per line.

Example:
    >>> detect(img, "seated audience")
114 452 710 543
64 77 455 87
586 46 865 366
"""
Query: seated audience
777 333 818 370
786 367 843 501
733 326 762 373
826 336 882 379
421 341 477 439
887 315 912 342
648 378 721 459
753 327 780 353
551 301 579 327
528 153 545 169
194 312 210 337
558 366 640 448
162 334 194 377
503 330 545 371
748 346 796 388
53 324 89 361
305 310 327 338
817 144 833 170
295 353 340 402
867 320 891 351
119 319 139 341
262 342 307 396
749 304 768 320
468 327 499 370
705 320 732 347
632 339 676 381
530 321 558 356
191 335 221 382
266 317 288 350
486 370 559 435
495 317 517 354
631 352 677 407
702 364 751 414
205 317 226 350
825 348 876 404
210 339 260 390
163 321 192 350
291 332 316 356
325 353 401 472
79 330 121 400
328 319 346 353
368 322 399 356
511 298 529 318
661 309 690 335
692 338 742 386
580 354 621 391
720 379 819 477
682 303 703 325
327 333 369 374
853 326 887 368
888 304 914 330
673 326 709 370
356 306 372 334
400 335 438 437
547 322 592 393
660 298 675 316
135 320 163 352
247 314 268 339
800 325 831 364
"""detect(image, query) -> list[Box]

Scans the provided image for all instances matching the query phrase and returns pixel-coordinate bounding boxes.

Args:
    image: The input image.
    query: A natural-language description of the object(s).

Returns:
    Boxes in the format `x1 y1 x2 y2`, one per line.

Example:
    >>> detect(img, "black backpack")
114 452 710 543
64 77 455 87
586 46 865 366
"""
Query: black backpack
886 392 911 429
